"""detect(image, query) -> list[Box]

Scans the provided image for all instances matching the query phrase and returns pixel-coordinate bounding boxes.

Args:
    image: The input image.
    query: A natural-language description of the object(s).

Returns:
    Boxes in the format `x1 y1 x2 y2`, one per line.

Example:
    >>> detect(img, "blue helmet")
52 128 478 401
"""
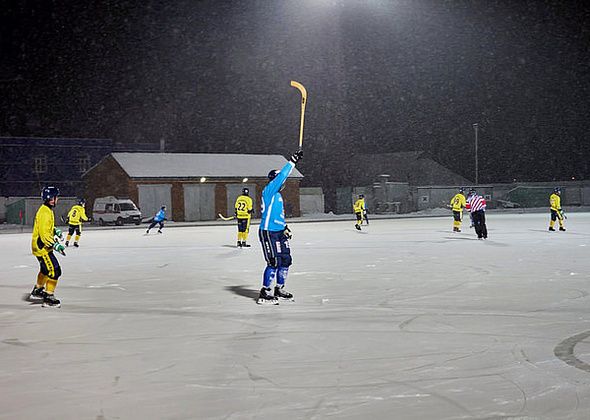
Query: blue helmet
268 169 279 180
41 186 60 201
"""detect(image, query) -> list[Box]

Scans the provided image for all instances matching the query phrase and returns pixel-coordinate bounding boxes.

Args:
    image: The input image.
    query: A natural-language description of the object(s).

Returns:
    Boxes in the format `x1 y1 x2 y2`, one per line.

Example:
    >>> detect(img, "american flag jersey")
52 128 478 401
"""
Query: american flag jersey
466 195 486 212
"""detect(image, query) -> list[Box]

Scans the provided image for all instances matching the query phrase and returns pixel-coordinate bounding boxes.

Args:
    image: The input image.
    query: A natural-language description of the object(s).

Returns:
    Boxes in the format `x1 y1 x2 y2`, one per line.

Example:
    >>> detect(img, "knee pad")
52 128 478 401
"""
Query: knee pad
278 254 292 268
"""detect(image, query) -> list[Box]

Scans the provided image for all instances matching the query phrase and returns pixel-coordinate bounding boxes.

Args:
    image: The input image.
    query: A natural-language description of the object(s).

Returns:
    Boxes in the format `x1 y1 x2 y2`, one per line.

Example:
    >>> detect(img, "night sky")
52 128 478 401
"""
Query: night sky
2 0 589 187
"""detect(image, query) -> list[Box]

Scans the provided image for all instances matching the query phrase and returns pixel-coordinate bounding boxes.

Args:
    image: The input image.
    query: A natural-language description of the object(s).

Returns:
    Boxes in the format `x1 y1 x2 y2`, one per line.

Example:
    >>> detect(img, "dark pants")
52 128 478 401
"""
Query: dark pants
68 224 81 236
37 252 61 280
259 229 292 288
148 220 164 231
472 210 487 238
237 218 249 233
551 209 563 222
453 211 462 222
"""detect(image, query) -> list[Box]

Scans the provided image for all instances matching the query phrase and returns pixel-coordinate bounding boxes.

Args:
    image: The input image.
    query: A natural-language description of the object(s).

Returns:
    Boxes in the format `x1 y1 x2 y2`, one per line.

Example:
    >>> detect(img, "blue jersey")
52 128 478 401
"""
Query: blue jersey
260 161 295 232
154 209 166 222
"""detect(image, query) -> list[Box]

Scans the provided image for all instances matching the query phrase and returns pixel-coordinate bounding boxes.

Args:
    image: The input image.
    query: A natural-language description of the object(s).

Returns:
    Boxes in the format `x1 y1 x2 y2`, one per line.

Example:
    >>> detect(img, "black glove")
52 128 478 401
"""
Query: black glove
284 225 292 239
290 149 303 164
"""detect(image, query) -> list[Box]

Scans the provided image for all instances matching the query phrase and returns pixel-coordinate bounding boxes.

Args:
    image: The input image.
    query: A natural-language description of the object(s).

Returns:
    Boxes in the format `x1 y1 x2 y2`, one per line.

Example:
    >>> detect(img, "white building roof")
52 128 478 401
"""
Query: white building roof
109 152 304 179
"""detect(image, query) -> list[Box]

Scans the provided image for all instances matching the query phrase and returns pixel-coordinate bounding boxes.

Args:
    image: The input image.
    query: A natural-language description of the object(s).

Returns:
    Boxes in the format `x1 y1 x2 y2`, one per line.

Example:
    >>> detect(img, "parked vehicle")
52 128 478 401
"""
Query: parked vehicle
92 196 142 226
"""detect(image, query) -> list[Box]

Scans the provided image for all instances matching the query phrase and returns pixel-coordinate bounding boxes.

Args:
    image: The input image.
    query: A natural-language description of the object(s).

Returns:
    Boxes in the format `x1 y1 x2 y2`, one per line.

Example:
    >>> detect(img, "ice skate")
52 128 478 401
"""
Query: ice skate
237 241 242 248
242 242 251 247
355 224 361 231
157 229 162 234
28 286 46 302
257 287 279 305
42 294 61 308
73 242 79 248
274 285 294 301
559 227 566 231
65 241 69 247
549 227 555 231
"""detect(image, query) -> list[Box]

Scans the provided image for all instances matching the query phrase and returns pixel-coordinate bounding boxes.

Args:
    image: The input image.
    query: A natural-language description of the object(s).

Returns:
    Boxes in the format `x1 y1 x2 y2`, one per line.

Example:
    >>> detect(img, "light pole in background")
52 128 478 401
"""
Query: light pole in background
473 123 479 185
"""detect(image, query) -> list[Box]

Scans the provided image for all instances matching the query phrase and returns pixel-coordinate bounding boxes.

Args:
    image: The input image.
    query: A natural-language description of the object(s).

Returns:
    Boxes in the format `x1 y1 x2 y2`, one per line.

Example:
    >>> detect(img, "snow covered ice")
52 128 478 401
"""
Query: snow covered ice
1 212 590 419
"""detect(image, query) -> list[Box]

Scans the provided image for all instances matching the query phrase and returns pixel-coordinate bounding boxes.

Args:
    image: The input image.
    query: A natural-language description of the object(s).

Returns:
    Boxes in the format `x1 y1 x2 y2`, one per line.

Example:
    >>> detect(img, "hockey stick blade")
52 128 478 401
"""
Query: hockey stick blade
218 213 235 221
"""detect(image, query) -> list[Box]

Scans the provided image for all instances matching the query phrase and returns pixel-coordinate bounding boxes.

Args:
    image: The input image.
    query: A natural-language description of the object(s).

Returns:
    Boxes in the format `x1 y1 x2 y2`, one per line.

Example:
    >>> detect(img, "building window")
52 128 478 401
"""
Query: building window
33 156 47 174
78 155 90 173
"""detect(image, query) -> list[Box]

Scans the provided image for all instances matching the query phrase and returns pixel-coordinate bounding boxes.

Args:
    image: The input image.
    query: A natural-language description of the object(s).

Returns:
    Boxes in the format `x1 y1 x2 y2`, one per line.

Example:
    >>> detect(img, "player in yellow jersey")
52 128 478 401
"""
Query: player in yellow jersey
29 186 66 308
65 198 90 247
235 187 253 247
353 194 367 231
450 187 467 232
549 187 566 232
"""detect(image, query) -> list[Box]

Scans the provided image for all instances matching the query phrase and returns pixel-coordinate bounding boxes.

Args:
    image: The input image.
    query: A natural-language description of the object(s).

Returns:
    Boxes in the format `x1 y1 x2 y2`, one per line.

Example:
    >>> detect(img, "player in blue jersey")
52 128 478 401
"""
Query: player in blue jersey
146 206 167 234
257 149 303 304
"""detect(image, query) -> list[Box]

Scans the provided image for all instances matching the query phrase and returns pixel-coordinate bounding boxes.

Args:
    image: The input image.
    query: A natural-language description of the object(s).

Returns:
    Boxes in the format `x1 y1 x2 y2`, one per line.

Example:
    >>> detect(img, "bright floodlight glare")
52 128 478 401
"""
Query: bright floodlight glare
200 177 206 183
242 178 248 183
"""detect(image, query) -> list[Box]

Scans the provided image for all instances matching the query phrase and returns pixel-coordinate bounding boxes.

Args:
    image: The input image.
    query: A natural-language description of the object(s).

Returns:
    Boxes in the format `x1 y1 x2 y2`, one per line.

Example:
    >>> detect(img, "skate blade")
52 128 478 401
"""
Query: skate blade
277 296 294 302
257 298 279 305
27 295 44 302
42 302 61 308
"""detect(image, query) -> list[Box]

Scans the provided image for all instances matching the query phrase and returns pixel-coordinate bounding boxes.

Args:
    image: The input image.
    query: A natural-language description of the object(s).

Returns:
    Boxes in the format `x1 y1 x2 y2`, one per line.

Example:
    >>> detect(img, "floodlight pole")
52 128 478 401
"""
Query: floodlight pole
473 123 479 185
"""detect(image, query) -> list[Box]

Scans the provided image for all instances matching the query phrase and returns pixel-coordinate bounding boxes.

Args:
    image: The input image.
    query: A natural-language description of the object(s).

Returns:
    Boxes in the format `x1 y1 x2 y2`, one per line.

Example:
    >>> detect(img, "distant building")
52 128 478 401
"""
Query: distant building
352 151 472 186
0 137 161 197
83 152 304 221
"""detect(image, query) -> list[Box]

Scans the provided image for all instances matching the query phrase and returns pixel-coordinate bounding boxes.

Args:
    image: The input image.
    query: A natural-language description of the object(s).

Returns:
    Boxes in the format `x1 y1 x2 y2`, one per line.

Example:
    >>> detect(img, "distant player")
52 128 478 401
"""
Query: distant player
257 149 303 304
65 198 89 247
466 188 487 239
29 186 66 308
450 188 467 232
549 187 566 231
353 194 368 231
146 206 167 234
235 187 253 247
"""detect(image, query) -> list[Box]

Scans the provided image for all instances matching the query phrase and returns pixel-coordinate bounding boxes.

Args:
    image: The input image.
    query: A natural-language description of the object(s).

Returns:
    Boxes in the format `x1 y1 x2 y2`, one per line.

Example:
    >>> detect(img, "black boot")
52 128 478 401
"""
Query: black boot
29 286 46 301
242 242 251 247
42 294 61 308
274 285 294 301
73 242 79 248
559 227 566 231
237 241 242 248
257 287 278 305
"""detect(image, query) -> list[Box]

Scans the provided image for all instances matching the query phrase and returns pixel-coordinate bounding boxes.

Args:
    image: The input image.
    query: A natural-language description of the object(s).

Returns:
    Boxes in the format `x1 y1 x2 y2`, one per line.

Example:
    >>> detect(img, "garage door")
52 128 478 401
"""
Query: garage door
138 184 172 221
183 184 216 221
226 184 258 217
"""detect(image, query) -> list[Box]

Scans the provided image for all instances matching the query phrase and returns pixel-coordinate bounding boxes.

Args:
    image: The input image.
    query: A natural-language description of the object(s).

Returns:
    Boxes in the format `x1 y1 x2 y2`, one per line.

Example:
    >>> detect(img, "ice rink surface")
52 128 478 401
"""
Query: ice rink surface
1 212 590 420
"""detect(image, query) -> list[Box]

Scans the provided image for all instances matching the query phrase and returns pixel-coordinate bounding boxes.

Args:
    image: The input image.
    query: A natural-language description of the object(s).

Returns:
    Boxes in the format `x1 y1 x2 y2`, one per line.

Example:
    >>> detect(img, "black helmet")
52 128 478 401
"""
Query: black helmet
554 187 561 194
359 194 365 199
268 169 279 180
242 187 249 195
78 197 86 205
41 186 60 201
469 188 476 195
161 205 166 210
459 187 465 193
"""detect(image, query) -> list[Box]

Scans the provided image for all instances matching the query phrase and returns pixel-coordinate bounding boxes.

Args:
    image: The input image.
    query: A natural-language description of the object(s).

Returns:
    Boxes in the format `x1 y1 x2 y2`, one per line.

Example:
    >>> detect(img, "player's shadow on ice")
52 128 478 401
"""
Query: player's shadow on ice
21 293 43 305
225 285 259 301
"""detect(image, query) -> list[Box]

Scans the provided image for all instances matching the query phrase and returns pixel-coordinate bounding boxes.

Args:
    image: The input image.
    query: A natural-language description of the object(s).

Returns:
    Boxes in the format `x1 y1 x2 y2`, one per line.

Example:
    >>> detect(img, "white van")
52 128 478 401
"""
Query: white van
92 196 142 226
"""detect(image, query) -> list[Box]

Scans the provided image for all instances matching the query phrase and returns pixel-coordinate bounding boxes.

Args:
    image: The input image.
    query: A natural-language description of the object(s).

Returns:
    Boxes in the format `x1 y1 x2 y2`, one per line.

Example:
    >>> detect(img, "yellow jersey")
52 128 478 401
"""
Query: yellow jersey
450 193 466 211
234 195 253 218
31 204 55 257
353 198 365 213
67 204 88 225
550 193 561 211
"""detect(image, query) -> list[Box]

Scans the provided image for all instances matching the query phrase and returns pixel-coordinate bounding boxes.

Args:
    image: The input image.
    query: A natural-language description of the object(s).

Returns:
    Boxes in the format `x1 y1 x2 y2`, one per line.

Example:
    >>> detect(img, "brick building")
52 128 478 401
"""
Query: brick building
83 152 304 221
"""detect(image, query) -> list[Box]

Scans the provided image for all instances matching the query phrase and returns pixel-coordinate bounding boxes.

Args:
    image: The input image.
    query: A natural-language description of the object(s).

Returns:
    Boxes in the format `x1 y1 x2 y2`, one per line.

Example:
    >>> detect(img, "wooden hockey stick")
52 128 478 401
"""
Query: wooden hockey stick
290 80 307 148
218 213 235 221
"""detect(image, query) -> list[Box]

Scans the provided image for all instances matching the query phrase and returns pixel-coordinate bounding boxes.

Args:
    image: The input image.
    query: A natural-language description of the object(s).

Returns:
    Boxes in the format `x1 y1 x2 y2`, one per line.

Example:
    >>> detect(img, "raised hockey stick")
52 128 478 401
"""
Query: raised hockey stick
290 80 307 148
218 213 235 221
